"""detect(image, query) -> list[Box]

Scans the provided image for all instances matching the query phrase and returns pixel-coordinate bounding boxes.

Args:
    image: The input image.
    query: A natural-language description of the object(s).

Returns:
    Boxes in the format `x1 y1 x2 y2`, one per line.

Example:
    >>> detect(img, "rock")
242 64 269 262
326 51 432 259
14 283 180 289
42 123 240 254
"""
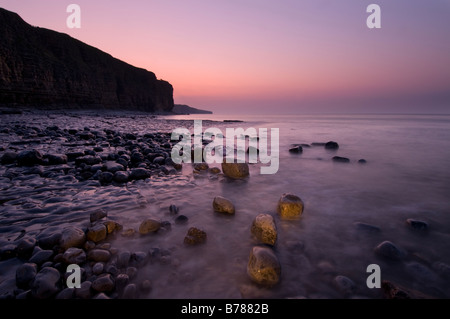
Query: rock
17 150 43 166
84 241 96 251
46 154 68 165
103 220 122 234
113 171 129 183
333 275 356 296
94 293 111 299
90 209 108 223
374 241 407 260
332 156 350 163
325 141 339 150
92 262 104 275
16 237 37 258
86 224 107 243
175 215 189 225
406 219 428 231
381 280 434 299
30 267 61 299
92 274 115 293
75 155 102 166
194 163 209 171
16 263 37 289
99 171 114 185
1 151 17 164
56 288 75 299
140 280 152 293
129 168 151 181
104 161 125 173
251 214 277 246
121 229 136 237
247 246 281 287
169 204 179 215
213 196 235 214
87 249 111 262
289 146 303 153
59 227 86 250
117 251 131 269
354 222 381 233
62 248 86 264
130 252 148 268
139 219 161 234
209 167 221 174
358 159 367 164
405 262 438 284
115 274 130 292
37 231 61 249
0 244 16 260
29 250 54 265
122 284 137 299
126 267 138 280
277 193 304 219
75 281 93 299
184 227 207 245
221 162 249 179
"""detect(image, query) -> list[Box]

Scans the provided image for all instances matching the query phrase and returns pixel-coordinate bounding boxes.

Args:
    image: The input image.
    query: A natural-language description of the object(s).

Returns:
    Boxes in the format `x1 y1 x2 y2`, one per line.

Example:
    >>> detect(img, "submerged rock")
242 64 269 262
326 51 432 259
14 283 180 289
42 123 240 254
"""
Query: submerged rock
213 196 235 214
221 162 249 179
247 246 281 287
332 156 350 163
406 219 428 231
277 193 304 219
374 241 407 260
289 146 303 154
251 214 277 246
325 141 339 150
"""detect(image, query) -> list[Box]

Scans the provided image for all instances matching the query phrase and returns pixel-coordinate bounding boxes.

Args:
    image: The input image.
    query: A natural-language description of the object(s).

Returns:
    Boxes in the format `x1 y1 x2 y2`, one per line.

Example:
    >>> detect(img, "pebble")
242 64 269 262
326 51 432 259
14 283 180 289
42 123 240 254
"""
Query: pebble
75 281 93 299
175 215 189 225
406 219 428 231
221 162 249 179
90 209 108 223
29 250 54 265
122 284 137 299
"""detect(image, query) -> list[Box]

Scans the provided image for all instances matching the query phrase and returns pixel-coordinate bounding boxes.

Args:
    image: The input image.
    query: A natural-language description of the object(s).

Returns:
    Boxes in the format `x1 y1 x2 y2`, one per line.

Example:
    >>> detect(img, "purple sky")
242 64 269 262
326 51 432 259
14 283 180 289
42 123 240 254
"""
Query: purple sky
1 0 450 114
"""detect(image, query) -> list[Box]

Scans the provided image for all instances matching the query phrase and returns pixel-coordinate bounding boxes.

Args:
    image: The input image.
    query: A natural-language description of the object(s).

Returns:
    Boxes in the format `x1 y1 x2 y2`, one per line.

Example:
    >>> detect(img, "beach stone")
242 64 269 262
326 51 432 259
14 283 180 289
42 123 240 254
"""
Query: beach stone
30 267 61 299
46 154 68 165
84 241 96 251
99 171 114 184
325 141 339 150
289 146 303 153
113 171 129 183
92 262 104 275
37 231 62 249
115 274 130 292
16 263 38 289
90 209 108 223
358 159 367 164
251 214 277 246
87 249 111 262
381 280 434 299
122 284 137 299
29 250 54 265
332 156 350 163
0 244 16 260
94 293 111 299
56 288 75 299
194 163 209 171
184 227 207 245
16 237 37 258
130 252 148 268
129 168 151 181
406 219 428 231
126 267 138 280
333 275 356 296
247 246 281 287
209 167 221 174
75 281 93 299
75 155 102 166
139 219 161 234
354 222 381 233
17 149 43 166
277 193 304 219
121 228 136 237
62 247 86 264
86 224 107 243
1 151 17 164
213 196 235 214
169 204 179 215
92 274 115 293
117 251 131 268
175 215 189 225
105 161 124 173
103 220 123 234
59 227 86 250
374 241 407 260
221 162 249 179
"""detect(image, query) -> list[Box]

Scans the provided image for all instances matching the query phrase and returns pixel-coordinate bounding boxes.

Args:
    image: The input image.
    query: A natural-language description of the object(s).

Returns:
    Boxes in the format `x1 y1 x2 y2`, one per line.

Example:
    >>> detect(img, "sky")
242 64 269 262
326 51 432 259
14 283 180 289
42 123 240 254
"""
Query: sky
1 0 450 114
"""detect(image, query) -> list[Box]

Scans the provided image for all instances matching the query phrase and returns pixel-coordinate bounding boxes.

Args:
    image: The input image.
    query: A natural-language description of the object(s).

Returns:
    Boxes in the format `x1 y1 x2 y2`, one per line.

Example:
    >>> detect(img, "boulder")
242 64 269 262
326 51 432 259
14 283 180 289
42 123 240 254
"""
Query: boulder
251 214 277 246
17 150 43 166
325 141 339 150
221 162 249 179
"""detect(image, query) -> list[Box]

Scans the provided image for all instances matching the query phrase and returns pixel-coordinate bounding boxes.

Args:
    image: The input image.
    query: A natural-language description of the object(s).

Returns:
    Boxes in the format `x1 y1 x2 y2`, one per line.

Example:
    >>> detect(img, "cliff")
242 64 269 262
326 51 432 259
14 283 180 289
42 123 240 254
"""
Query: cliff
0 8 174 112
172 104 213 115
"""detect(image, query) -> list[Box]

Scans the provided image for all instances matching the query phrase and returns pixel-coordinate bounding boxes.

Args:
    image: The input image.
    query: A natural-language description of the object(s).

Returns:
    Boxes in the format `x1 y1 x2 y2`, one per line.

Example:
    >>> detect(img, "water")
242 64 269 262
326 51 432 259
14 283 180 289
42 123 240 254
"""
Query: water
1 112 450 298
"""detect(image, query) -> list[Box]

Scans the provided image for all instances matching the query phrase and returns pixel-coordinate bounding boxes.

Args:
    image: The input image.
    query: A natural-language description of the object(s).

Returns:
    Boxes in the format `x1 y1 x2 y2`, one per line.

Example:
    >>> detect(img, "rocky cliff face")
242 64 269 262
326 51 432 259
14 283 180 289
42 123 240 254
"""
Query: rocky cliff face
0 8 174 112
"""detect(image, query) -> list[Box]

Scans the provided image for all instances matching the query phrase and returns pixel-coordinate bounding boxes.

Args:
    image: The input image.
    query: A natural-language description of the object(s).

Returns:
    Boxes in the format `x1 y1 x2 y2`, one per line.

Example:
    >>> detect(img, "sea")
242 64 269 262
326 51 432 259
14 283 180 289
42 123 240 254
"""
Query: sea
1 112 450 299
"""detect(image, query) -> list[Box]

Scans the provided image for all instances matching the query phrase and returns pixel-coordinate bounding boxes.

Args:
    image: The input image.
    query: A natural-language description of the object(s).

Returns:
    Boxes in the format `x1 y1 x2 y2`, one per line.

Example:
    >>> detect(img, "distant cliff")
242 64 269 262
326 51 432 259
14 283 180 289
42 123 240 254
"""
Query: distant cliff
172 104 213 115
0 8 174 112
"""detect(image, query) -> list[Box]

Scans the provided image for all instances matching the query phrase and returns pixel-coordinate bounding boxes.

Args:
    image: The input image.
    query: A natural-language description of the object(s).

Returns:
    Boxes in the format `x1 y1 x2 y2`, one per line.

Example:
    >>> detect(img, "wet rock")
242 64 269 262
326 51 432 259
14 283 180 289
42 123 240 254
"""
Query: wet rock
381 280 434 299
129 168 151 181
332 156 350 163
87 249 111 262
247 246 281 287
16 263 38 289
184 227 207 245
99 171 114 184
17 150 43 166
139 219 161 234
90 209 108 223
1 151 17 164
175 215 189 225
277 193 304 219
103 220 123 234
29 250 54 265
374 241 407 260
221 162 249 179
46 154 68 165
0 244 16 260
66 151 85 161
251 214 277 246
289 146 303 153
86 224 107 243
325 141 339 150
84 241 96 251
115 274 130 292
333 275 356 296
122 284 137 299
358 159 367 164
62 247 87 264
59 227 86 250
94 293 111 299
406 219 428 231
113 171 129 183
130 252 148 268
213 196 235 214
75 281 93 299
30 267 61 299
117 251 131 268
37 231 61 249
92 262 104 275
55 288 75 299
16 237 37 258
92 274 115 293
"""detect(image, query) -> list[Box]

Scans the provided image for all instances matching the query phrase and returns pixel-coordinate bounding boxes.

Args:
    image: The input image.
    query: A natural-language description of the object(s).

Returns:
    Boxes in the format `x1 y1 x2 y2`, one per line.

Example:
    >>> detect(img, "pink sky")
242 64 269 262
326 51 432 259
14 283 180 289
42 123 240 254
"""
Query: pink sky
1 0 450 114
